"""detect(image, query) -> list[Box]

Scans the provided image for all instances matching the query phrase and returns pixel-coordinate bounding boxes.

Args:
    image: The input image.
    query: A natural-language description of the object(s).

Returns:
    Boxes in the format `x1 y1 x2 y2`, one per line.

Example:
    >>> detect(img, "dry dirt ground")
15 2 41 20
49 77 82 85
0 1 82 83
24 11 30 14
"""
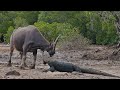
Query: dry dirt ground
1 43 120 79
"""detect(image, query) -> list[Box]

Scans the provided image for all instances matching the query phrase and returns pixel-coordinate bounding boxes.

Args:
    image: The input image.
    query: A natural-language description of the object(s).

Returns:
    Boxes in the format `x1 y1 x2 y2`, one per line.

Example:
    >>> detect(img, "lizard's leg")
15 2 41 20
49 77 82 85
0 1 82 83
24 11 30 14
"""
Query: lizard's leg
73 66 82 72
42 66 55 72
49 66 55 72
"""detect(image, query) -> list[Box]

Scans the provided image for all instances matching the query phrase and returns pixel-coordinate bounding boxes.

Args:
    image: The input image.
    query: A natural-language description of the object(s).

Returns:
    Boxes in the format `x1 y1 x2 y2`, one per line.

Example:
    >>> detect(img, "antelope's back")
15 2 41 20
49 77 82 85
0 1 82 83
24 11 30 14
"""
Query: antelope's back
10 25 38 51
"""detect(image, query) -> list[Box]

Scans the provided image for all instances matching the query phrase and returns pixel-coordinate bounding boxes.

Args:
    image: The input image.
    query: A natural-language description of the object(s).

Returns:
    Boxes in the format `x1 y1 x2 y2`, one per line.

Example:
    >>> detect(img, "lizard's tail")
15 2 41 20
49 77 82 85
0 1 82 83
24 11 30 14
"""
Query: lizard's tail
80 67 120 78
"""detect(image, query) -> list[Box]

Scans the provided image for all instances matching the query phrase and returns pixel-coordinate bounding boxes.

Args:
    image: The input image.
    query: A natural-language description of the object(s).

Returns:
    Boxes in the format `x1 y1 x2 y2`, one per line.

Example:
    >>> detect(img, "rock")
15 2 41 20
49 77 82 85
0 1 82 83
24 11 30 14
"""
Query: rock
5 70 20 76
0 55 2 58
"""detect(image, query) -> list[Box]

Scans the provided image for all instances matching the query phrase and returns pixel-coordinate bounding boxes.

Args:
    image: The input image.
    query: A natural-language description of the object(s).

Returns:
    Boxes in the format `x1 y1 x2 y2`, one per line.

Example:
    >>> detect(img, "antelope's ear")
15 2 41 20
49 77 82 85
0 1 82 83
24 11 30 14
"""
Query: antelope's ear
50 40 54 45
49 43 53 47
48 43 52 49
50 42 54 46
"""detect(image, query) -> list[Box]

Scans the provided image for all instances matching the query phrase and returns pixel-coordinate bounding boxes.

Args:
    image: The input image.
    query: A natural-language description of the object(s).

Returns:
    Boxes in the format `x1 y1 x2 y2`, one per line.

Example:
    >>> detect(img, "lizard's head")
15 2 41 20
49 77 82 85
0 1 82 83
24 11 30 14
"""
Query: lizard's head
43 60 48 64
43 60 52 65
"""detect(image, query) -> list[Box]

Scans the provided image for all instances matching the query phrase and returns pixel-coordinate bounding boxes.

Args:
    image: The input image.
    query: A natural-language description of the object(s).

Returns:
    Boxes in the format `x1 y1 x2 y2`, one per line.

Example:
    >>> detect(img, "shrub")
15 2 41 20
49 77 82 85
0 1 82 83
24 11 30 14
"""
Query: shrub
34 21 91 50
58 33 91 50
5 26 15 43
34 21 74 42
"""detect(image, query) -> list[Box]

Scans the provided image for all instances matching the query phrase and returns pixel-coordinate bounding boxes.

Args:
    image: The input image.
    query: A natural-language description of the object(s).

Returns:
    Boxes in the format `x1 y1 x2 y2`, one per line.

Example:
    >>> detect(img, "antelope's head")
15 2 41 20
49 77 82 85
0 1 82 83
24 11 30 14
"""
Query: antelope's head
46 34 61 57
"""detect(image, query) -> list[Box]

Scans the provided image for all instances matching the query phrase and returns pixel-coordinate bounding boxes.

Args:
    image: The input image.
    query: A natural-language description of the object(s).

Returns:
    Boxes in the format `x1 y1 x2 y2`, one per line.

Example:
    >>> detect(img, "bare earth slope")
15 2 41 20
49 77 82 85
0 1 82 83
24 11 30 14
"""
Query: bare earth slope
0 43 120 79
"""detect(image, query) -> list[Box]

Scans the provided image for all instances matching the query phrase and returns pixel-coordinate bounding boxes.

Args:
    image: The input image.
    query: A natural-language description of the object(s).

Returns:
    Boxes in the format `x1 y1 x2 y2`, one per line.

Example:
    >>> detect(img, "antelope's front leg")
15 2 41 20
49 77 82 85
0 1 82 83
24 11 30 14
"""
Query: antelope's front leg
19 52 28 67
20 54 26 69
42 51 46 64
30 50 37 69
20 42 33 69
20 47 27 69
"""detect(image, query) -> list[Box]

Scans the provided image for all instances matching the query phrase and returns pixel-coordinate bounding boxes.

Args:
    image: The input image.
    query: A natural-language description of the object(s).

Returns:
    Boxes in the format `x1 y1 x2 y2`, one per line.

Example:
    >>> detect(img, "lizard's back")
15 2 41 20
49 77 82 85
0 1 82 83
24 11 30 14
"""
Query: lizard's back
49 61 75 72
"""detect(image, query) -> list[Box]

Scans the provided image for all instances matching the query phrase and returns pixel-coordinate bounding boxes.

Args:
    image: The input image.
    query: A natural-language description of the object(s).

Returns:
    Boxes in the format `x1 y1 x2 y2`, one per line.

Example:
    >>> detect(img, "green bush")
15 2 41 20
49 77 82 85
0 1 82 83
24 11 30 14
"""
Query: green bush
96 20 119 45
5 26 15 43
13 17 28 28
58 33 91 50
34 21 74 42
34 21 91 50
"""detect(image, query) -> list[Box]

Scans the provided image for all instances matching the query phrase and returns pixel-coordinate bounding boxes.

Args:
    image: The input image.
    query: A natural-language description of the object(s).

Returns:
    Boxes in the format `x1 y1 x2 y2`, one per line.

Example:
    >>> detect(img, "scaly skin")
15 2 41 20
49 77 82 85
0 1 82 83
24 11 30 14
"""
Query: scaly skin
44 60 120 78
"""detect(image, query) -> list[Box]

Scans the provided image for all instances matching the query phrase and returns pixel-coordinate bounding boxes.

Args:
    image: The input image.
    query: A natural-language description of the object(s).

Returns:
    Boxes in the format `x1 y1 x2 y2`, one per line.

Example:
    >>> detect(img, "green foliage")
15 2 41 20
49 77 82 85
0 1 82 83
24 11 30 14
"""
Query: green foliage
34 21 90 49
13 17 28 28
15 11 39 25
0 11 120 46
0 11 39 33
0 12 14 34
58 32 91 50
38 11 69 23
5 26 15 43
96 20 118 45
37 11 119 45
34 21 74 42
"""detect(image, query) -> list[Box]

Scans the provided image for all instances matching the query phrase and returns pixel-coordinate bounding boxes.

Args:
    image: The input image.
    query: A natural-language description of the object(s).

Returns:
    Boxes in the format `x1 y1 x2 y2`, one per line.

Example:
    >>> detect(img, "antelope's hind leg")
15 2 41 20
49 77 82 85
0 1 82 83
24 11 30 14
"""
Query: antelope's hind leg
7 46 14 67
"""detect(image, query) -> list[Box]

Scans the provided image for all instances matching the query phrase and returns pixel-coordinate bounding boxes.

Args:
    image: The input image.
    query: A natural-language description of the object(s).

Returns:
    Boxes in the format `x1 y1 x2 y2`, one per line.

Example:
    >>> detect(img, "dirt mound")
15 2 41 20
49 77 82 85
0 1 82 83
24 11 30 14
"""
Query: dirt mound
5 70 20 76
81 46 120 61
109 49 120 61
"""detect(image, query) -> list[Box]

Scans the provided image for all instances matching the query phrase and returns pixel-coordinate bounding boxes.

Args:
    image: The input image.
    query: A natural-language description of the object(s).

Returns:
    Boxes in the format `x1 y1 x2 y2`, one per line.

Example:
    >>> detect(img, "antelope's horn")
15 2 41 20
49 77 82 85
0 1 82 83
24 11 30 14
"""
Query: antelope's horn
54 34 61 47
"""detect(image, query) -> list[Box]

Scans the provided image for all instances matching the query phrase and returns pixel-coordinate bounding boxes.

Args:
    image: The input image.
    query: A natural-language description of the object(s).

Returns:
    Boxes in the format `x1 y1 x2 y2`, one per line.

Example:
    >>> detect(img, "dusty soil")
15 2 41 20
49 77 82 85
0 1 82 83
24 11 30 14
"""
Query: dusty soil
0 43 120 79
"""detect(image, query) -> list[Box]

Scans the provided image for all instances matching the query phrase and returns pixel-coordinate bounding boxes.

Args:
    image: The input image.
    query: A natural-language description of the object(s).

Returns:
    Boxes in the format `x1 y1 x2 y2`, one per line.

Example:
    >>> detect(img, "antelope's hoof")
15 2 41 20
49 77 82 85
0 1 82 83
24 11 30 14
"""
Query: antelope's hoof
113 51 118 55
43 61 47 64
29 65 35 69
20 65 25 70
24 63 28 67
42 69 48 72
